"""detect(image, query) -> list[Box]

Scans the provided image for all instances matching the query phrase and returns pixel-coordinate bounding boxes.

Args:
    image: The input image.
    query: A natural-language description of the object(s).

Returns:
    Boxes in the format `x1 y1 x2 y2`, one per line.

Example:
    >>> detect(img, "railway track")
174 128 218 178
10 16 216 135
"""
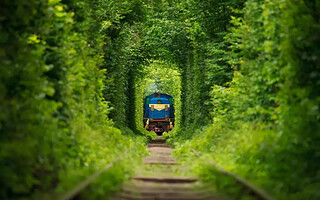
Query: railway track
114 136 218 200
58 136 276 200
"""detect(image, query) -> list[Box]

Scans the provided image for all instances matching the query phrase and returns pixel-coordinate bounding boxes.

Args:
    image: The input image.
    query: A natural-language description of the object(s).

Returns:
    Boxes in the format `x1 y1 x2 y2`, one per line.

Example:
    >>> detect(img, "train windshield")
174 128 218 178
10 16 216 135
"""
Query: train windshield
150 98 169 104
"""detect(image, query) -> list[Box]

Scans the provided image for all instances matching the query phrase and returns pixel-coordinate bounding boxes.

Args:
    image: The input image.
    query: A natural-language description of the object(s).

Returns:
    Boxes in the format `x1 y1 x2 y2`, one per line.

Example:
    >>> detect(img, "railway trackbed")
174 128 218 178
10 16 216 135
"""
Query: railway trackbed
58 136 276 200
113 136 219 200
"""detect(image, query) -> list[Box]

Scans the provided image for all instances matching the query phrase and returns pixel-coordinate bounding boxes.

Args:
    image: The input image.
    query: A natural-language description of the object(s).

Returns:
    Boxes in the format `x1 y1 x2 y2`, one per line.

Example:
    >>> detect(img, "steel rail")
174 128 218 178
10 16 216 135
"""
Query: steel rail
192 149 276 200
58 149 129 200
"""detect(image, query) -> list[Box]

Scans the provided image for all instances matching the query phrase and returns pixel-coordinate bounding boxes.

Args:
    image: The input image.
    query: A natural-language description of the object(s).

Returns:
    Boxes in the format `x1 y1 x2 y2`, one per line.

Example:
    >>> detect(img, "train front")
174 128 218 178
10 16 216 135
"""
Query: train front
144 93 174 135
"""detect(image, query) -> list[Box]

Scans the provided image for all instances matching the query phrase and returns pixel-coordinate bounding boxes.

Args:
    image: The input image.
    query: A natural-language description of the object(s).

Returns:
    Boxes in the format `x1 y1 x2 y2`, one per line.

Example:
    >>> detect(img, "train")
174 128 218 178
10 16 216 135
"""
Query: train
144 93 175 135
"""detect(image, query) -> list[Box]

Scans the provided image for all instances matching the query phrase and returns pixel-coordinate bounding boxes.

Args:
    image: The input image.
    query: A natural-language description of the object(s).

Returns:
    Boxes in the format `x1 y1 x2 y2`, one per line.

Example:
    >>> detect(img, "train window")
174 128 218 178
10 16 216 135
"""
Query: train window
157 100 162 104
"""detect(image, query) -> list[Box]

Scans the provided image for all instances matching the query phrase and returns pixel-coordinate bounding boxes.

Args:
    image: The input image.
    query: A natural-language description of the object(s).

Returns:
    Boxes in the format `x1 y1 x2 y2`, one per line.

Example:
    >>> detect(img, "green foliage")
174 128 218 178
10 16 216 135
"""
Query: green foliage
100 0 146 129
173 0 320 199
1 0 319 199
0 0 147 199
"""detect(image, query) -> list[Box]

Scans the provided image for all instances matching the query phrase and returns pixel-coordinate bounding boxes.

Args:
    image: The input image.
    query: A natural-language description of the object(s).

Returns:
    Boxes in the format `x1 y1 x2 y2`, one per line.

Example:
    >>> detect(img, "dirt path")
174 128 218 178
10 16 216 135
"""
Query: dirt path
113 136 218 200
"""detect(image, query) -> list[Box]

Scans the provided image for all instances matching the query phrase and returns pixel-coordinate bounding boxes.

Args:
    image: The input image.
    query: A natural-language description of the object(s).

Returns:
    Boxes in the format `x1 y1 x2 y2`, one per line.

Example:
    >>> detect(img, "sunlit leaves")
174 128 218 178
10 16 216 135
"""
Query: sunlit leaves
174 0 320 199
0 0 145 199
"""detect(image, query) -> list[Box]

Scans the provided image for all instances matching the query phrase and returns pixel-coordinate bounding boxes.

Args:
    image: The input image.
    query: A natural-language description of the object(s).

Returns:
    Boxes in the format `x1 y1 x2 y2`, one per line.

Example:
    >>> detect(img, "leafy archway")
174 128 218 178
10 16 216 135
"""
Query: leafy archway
134 60 182 136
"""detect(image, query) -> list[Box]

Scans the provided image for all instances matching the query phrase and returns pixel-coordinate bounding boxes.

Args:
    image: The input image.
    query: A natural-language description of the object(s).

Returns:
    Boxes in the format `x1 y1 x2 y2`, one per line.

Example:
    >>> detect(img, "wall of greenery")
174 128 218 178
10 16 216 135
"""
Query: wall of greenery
171 0 320 199
0 0 147 199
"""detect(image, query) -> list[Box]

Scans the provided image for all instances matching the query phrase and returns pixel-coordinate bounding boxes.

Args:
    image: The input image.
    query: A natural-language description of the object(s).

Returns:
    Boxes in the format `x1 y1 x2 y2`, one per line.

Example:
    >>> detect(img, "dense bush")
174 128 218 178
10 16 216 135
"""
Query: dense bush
0 0 146 199
173 0 320 199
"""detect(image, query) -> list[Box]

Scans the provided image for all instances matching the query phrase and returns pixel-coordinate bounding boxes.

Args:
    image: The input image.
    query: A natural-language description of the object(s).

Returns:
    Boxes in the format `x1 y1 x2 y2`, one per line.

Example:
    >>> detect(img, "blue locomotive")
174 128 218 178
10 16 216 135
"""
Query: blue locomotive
144 93 174 134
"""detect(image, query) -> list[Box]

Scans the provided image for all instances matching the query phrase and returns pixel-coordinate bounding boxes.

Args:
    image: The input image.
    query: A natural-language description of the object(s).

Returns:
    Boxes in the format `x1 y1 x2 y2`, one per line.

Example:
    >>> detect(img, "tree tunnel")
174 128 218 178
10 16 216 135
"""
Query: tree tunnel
1 0 319 199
